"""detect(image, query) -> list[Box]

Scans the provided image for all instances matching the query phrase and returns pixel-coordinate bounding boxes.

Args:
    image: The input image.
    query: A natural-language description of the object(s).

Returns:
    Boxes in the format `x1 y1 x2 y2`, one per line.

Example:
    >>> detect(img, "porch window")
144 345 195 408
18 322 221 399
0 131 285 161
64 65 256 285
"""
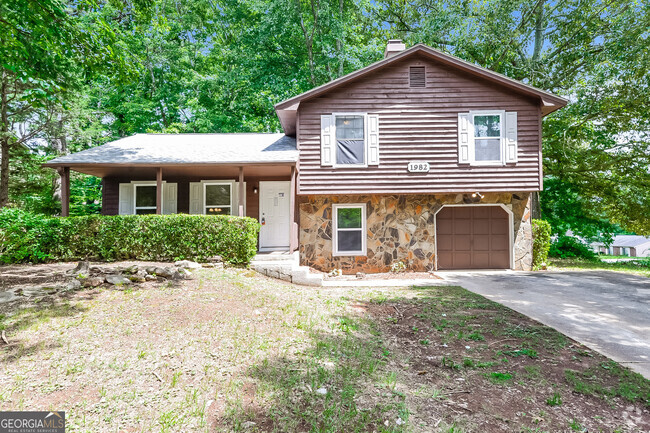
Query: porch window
471 111 504 164
134 184 157 215
204 183 232 215
335 115 365 165
333 204 366 256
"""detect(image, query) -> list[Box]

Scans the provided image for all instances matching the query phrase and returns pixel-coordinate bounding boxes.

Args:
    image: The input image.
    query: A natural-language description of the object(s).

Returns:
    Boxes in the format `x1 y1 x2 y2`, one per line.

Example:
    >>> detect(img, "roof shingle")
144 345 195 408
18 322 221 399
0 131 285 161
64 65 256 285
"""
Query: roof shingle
45 133 297 166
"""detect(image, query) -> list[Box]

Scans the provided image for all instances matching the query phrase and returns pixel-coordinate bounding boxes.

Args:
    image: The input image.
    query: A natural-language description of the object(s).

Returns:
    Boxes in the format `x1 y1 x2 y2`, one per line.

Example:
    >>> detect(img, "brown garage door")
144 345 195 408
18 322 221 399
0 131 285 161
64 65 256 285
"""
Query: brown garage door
436 206 510 269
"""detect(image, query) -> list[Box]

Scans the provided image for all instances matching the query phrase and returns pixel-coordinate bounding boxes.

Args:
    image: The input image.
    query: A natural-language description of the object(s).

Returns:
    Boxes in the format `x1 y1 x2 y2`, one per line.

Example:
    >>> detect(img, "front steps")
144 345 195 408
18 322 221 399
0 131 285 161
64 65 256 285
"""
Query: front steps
250 251 323 286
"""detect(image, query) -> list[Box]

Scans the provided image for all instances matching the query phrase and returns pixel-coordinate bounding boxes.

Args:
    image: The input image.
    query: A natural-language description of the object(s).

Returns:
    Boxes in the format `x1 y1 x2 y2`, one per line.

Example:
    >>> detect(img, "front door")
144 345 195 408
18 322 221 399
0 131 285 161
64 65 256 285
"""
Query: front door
259 181 291 250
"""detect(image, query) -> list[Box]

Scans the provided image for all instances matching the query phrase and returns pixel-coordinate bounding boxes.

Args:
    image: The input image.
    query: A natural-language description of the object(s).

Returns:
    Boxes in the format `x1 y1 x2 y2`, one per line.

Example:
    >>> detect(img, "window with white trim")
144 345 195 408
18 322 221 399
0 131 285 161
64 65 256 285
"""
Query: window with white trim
134 184 157 215
471 111 504 164
333 204 366 256
335 115 365 165
204 183 232 215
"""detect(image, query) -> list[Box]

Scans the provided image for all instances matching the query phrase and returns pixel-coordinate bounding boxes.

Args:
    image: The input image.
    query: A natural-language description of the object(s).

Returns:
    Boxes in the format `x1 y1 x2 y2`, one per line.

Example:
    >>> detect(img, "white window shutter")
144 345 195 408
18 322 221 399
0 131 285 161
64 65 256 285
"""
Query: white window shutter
320 114 334 166
232 182 246 216
118 183 134 215
505 111 518 163
162 182 177 214
189 182 202 214
457 113 471 164
367 114 379 165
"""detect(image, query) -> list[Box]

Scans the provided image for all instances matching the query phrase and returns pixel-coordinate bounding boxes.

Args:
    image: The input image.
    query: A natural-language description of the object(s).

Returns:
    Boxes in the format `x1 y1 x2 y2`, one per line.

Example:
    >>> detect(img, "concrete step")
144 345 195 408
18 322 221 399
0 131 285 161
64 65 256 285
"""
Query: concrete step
250 252 323 286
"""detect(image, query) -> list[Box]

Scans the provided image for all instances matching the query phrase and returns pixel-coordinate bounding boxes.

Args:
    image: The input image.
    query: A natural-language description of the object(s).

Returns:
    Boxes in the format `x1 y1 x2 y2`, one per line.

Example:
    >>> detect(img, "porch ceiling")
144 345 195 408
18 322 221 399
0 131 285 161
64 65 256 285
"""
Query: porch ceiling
63 163 293 179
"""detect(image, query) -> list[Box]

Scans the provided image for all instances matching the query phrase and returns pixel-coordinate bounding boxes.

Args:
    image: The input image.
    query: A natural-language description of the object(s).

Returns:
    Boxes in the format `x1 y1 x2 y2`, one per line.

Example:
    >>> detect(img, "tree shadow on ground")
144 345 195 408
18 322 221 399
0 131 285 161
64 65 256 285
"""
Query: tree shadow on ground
0 290 94 363
217 313 408 433
219 286 650 433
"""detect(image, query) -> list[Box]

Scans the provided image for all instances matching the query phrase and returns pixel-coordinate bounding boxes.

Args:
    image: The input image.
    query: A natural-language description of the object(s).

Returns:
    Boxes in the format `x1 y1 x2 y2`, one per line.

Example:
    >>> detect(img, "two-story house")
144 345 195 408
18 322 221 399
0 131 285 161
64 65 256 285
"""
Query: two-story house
45 40 567 273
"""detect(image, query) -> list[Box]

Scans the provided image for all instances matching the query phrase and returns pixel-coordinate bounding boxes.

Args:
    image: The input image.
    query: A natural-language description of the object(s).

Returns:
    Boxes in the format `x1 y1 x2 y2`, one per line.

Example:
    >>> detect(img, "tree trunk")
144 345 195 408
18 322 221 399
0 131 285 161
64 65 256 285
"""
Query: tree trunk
0 71 10 208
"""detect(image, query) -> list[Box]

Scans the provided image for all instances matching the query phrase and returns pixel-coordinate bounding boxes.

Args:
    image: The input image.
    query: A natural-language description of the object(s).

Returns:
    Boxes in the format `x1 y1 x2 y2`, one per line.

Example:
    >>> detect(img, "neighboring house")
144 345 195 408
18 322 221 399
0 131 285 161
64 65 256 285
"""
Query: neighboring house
45 40 567 272
591 236 650 257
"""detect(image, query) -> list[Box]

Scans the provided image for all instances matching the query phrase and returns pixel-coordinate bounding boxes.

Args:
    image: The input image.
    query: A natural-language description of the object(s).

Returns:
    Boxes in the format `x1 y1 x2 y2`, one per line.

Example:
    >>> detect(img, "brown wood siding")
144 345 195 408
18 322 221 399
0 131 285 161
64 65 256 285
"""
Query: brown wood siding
100 176 286 218
102 178 119 215
297 54 542 194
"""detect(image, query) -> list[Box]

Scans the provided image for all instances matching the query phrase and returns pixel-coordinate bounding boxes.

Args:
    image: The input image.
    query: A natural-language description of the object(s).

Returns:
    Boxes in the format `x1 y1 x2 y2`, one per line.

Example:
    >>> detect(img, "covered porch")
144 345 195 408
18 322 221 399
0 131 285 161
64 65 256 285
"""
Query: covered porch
44 133 299 252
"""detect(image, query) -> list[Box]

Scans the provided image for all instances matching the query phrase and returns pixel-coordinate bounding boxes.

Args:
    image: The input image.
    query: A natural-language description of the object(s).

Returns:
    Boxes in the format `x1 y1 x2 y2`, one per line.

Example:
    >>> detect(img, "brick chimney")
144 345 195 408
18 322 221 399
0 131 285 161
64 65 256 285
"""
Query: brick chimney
384 39 406 58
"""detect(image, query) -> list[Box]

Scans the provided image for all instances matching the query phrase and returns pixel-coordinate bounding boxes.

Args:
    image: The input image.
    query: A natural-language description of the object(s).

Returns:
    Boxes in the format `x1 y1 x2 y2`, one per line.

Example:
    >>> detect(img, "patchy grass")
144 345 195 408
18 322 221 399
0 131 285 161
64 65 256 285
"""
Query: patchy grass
1 267 648 432
365 285 650 432
549 257 650 277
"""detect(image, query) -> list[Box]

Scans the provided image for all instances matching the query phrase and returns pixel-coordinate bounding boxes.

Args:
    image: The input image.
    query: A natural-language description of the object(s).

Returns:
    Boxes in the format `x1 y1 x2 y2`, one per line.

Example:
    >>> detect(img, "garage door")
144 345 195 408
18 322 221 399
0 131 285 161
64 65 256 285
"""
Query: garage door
436 206 510 269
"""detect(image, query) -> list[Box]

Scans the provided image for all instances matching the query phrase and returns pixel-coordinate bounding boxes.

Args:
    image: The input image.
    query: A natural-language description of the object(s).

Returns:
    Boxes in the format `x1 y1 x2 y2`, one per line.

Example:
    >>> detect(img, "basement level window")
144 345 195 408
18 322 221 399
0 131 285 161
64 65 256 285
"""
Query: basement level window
409 66 425 87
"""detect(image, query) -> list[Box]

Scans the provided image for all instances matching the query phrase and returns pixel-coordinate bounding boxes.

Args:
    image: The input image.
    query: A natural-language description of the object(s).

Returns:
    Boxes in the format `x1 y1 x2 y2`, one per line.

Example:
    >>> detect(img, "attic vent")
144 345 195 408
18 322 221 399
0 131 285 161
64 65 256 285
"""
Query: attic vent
409 66 425 88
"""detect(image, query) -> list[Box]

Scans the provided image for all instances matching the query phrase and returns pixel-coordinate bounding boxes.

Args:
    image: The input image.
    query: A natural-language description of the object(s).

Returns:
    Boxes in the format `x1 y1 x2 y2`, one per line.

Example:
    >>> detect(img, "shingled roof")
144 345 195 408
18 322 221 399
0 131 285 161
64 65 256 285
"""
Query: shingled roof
44 133 297 167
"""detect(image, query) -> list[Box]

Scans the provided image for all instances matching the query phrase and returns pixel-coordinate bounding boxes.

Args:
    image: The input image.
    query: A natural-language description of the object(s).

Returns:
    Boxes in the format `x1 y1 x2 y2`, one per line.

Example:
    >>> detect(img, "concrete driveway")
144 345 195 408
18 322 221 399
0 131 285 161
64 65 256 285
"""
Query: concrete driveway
438 270 650 378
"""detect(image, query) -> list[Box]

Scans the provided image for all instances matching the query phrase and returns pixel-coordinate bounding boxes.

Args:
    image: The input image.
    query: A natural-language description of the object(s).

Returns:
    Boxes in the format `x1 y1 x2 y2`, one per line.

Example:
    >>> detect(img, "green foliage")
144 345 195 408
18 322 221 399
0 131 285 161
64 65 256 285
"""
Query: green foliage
540 178 618 243
2 0 649 238
549 236 596 260
565 361 650 407
546 392 562 407
0 209 259 265
532 219 552 270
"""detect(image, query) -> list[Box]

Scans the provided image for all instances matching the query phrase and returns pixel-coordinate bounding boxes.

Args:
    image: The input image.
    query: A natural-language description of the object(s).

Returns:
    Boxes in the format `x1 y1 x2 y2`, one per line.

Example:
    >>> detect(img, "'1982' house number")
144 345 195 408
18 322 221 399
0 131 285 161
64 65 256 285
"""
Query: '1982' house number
407 162 430 173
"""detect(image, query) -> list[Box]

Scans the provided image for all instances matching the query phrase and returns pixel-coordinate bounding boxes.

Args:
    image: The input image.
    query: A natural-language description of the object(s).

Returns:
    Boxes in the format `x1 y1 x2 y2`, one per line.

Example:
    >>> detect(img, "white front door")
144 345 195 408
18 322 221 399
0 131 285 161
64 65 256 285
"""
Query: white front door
259 181 291 250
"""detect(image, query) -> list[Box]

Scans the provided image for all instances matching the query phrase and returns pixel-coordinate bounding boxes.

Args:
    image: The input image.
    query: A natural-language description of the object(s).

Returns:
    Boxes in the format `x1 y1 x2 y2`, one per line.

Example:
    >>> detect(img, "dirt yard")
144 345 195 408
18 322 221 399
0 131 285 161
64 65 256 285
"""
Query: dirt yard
1 263 648 432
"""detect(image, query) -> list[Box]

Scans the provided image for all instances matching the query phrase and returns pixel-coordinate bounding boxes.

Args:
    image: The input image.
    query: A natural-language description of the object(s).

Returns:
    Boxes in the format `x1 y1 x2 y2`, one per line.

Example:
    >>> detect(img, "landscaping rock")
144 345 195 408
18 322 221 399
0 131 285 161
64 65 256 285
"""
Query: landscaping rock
177 268 193 279
154 267 173 278
207 255 222 263
124 265 138 274
65 279 82 291
170 270 183 281
175 260 201 269
105 275 131 286
82 277 104 288
145 274 157 281
0 290 20 304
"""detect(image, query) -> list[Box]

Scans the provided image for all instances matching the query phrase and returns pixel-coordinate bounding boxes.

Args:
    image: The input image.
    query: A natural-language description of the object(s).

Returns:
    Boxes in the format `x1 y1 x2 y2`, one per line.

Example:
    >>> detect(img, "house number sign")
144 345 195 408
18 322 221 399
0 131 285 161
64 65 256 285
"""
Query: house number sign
407 161 430 173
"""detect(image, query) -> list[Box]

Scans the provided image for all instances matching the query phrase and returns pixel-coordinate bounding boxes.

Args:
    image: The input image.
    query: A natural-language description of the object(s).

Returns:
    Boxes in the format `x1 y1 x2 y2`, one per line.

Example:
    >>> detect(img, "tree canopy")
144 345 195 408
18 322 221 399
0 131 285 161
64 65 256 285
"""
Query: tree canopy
0 0 648 237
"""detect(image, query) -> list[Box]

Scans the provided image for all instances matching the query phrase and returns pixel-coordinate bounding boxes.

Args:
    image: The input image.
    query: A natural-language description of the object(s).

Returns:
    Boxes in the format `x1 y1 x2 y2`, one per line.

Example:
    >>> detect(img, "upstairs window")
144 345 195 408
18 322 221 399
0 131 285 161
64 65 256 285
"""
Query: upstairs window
335 115 365 165
457 110 517 166
409 66 425 87
321 113 379 167
472 112 503 163
134 184 157 215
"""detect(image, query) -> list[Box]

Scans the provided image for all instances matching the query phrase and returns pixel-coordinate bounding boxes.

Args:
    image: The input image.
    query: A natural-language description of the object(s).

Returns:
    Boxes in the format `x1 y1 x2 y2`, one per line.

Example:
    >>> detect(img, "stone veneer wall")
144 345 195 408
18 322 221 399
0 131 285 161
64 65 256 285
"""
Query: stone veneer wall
299 193 532 274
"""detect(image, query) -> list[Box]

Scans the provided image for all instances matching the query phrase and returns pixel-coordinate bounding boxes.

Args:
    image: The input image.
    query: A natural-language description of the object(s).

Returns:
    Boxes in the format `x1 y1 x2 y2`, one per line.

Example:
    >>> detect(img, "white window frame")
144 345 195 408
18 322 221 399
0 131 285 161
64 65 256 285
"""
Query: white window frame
203 182 233 215
332 203 367 256
332 112 368 168
469 110 506 166
133 182 159 215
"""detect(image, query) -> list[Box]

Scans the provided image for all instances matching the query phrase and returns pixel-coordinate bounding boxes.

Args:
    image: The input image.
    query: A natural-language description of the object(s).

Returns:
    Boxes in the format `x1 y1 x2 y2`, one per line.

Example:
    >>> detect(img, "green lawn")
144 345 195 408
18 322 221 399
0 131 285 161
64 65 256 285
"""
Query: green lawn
549 257 650 277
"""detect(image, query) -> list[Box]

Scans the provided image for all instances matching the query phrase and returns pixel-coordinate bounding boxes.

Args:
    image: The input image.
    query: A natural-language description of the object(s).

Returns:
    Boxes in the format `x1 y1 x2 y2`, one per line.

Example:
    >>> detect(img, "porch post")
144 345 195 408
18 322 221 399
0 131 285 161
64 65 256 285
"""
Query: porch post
289 165 297 252
238 166 244 217
156 167 162 214
60 166 70 217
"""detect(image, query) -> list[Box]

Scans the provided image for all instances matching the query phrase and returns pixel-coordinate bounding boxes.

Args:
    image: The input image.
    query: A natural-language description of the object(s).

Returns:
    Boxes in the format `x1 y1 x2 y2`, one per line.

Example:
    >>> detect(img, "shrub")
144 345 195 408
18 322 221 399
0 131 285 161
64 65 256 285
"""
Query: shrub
532 219 552 270
549 235 596 260
0 209 260 265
